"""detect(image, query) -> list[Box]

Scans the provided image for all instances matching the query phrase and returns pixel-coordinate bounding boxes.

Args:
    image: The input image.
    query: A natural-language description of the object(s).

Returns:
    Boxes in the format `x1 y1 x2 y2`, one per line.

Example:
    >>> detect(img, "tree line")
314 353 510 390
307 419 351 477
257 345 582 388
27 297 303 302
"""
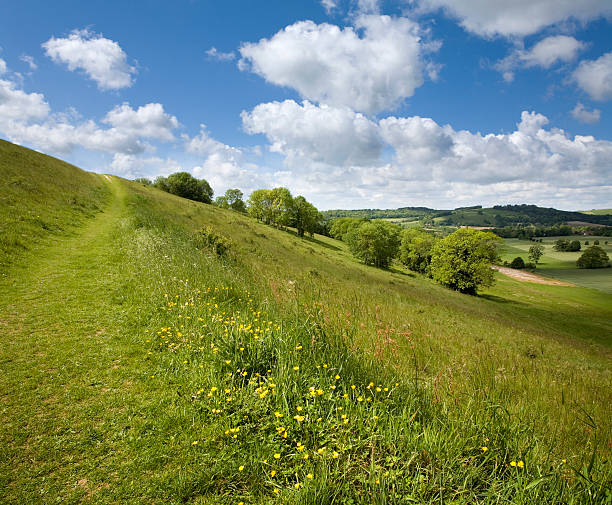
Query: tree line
135 172 326 238
330 217 500 295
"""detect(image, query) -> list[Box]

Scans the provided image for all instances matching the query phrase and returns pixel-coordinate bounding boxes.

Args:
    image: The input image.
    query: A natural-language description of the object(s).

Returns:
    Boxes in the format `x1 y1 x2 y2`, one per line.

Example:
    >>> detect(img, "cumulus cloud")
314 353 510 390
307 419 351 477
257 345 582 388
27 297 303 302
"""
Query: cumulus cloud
495 36 586 82
0 78 50 122
573 52 612 101
239 15 436 114
241 99 612 209
0 58 7 74
42 28 136 90
205 47 236 61
413 0 612 37
109 153 182 178
0 64 179 155
571 102 601 123
241 100 382 167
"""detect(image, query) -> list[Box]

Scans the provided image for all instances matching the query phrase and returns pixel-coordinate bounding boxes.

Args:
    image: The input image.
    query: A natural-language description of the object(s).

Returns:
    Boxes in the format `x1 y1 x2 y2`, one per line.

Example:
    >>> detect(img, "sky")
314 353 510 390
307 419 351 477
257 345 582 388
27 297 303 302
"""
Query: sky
1 0 611 211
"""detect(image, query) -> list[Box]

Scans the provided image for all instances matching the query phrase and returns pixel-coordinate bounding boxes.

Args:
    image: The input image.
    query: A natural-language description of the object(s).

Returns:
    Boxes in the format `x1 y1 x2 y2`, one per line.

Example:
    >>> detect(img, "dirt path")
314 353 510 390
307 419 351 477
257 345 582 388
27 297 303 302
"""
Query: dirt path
492 265 575 286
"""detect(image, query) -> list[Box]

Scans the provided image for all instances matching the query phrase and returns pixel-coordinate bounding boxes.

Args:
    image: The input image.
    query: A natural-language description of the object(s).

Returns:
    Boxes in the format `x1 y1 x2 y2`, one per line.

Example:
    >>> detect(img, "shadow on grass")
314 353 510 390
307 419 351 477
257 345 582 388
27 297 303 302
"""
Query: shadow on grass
479 293 526 305
285 229 342 252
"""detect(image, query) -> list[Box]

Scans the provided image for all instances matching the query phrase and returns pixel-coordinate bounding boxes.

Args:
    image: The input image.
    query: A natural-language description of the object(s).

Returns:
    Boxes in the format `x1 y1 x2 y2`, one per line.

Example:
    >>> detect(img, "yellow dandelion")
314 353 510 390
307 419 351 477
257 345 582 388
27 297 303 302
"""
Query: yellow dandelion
306 473 313 479
274 453 281 459
270 470 277 477
191 440 198 445
481 446 488 452
510 461 517 467
517 461 524 468
293 366 299 371
238 465 244 471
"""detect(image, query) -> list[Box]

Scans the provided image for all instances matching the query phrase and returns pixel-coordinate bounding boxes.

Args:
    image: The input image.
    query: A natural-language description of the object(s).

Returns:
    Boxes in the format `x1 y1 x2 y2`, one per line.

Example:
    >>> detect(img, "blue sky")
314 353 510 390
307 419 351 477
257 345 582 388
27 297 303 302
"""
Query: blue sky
1 0 611 210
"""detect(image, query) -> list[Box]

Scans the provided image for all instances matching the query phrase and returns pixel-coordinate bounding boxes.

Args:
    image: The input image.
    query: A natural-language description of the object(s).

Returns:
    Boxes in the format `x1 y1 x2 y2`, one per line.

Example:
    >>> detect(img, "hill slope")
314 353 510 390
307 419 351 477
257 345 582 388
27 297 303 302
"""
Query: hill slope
0 141 610 504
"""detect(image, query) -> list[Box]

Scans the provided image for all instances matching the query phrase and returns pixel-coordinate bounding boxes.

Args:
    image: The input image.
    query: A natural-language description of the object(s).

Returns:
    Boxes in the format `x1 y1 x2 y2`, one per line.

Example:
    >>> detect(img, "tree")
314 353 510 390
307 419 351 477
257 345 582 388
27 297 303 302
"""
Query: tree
269 187 293 228
247 189 273 223
291 196 321 237
576 246 610 269
346 221 401 268
329 217 368 241
528 244 544 265
399 228 437 273
568 240 581 252
217 189 246 212
134 177 152 186
429 228 501 295
510 256 525 269
155 172 213 203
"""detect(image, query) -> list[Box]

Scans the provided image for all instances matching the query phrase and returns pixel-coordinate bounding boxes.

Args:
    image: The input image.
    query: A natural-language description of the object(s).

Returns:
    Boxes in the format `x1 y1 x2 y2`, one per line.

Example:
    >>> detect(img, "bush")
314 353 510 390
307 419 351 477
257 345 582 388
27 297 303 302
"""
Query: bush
197 226 231 257
155 172 213 203
399 228 437 273
510 256 525 269
576 246 610 269
594 240 599 245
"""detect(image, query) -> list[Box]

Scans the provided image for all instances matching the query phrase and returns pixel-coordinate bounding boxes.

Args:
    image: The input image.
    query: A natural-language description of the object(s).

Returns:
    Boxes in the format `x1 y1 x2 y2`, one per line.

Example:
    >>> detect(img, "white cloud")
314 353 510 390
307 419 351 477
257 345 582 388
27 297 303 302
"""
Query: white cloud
320 0 338 14
42 28 136 90
494 36 586 81
0 78 50 122
103 102 179 142
356 0 380 14
573 52 612 101
109 153 182 178
242 100 382 167
0 58 7 74
571 102 601 123
0 67 179 155
239 15 435 114
413 0 612 37
205 47 236 61
20 55 37 70
241 99 612 209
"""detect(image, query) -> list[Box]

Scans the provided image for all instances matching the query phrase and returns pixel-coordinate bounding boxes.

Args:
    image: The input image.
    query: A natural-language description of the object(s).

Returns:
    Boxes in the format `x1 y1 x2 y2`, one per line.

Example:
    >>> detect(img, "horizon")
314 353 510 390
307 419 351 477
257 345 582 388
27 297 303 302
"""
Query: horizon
1 0 611 210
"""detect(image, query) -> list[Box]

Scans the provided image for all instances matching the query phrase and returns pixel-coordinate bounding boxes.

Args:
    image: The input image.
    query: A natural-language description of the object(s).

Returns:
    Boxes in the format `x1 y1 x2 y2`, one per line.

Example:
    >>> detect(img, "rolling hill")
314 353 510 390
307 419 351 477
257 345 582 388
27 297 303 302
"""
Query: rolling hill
1 139 610 504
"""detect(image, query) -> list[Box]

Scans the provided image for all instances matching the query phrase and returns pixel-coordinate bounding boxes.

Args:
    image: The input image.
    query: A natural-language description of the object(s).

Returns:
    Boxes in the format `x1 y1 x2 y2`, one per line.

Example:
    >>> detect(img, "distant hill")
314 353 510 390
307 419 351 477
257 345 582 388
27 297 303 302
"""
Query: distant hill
580 209 612 215
323 203 612 227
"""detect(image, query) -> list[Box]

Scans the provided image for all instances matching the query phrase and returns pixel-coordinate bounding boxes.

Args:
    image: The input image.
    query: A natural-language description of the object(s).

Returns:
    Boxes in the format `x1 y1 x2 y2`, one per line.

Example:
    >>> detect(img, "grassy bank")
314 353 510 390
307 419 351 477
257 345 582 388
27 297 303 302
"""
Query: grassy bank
0 142 610 503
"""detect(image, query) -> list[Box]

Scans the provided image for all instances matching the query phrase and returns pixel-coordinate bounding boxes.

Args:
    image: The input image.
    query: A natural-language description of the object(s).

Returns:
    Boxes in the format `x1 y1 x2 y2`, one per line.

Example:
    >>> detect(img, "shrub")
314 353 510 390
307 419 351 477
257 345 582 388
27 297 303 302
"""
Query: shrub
197 226 231 257
345 221 401 268
576 246 610 269
510 256 525 269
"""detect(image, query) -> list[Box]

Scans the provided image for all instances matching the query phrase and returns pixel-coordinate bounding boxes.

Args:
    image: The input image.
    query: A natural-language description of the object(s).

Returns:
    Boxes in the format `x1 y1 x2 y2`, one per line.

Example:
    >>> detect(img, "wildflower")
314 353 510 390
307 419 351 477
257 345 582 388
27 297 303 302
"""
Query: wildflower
293 366 299 371
274 411 284 418
191 441 198 445
296 406 303 412
335 375 340 380
517 461 524 468
481 447 488 452
357 396 363 402
293 415 305 422
351 385 356 390
274 453 281 459
270 470 276 477
562 459 567 464
306 473 313 479
303 454 309 460
238 465 244 471
332 451 339 459
510 461 517 467
294 482 301 489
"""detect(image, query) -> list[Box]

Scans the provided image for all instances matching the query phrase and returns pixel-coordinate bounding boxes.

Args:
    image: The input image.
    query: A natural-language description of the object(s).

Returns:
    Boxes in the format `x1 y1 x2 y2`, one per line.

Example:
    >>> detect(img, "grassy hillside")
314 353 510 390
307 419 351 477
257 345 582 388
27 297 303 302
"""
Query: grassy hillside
500 237 612 293
0 139 109 273
325 204 612 227
1 141 611 504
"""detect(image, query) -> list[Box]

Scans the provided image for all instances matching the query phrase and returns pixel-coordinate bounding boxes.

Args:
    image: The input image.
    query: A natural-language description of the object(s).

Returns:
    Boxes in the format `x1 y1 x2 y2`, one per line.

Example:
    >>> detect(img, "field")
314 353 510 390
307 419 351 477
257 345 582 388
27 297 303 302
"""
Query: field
500 237 612 293
1 140 611 504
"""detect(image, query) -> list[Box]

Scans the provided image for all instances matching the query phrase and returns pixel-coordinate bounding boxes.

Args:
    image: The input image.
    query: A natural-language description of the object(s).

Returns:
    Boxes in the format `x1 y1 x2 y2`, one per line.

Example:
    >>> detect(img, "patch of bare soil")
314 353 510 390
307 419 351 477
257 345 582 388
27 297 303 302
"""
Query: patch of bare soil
492 265 575 286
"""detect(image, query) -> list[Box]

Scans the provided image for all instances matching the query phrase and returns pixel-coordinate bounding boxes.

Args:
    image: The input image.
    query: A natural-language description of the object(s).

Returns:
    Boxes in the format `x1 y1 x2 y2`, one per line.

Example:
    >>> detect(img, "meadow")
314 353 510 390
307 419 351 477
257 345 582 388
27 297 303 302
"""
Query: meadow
500 237 612 293
0 140 611 504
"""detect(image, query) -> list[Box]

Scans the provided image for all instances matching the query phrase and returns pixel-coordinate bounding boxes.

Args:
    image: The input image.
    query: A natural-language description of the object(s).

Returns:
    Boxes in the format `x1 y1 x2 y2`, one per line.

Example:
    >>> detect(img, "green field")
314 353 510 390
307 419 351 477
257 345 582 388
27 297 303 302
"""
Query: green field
500 237 612 293
1 140 611 504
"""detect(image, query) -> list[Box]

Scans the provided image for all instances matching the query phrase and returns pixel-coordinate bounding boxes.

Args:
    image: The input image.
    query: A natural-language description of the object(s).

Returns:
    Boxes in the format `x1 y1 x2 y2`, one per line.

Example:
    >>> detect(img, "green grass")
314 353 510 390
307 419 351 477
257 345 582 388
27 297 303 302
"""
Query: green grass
1 141 611 504
500 237 612 293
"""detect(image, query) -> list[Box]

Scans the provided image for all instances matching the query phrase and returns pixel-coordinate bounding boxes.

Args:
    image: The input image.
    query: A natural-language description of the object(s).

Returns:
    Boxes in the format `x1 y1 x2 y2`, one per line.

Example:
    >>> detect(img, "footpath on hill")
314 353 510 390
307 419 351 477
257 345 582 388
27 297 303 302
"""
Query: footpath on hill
0 177 164 503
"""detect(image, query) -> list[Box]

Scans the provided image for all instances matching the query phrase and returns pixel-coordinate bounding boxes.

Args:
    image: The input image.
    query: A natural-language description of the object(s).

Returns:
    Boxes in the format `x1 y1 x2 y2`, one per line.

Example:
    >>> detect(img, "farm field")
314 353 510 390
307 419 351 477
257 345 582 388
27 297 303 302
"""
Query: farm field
500 237 612 293
0 141 611 504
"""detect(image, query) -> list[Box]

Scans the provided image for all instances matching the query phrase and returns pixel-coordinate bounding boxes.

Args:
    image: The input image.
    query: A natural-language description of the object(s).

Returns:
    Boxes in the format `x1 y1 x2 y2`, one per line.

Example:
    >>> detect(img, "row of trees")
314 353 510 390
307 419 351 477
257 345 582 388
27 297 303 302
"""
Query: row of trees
331 218 501 294
136 174 325 238
553 239 581 252
247 188 323 237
